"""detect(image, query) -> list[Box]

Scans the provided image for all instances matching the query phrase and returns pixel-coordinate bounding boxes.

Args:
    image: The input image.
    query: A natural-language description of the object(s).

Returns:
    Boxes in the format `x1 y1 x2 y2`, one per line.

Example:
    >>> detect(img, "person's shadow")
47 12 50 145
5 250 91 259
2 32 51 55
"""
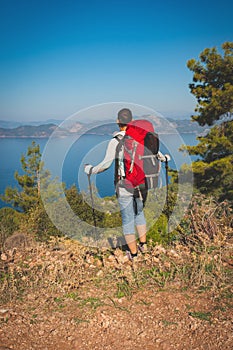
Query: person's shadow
107 236 128 252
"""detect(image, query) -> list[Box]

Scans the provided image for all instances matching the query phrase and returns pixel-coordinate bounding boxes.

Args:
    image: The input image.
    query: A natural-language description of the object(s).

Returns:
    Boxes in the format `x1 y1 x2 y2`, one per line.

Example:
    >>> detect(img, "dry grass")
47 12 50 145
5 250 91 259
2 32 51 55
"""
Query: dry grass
178 196 233 290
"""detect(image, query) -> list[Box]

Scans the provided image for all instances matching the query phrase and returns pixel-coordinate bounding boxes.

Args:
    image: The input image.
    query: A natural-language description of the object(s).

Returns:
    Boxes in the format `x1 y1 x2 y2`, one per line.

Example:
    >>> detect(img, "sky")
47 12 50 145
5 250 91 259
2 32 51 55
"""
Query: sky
0 0 232 122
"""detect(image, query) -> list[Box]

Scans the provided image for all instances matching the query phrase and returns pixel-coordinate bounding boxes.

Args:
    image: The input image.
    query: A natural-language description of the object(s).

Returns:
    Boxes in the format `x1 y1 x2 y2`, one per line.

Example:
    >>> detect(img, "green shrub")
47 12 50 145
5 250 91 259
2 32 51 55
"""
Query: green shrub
0 207 23 249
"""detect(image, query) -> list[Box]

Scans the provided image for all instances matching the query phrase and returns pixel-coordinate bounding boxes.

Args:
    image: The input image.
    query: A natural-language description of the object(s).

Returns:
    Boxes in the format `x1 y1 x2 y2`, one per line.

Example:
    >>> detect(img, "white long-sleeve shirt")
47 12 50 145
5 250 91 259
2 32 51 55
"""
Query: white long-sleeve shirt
91 130 125 174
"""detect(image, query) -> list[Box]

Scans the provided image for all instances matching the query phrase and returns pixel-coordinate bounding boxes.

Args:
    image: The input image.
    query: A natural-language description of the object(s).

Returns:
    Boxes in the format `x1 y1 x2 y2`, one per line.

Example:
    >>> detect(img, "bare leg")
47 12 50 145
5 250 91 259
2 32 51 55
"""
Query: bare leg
137 224 147 243
124 234 137 255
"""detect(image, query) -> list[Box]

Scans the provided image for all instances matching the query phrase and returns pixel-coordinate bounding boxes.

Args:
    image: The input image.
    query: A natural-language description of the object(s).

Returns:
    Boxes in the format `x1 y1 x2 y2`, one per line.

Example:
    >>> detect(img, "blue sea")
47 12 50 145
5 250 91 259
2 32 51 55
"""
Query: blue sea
0 133 198 208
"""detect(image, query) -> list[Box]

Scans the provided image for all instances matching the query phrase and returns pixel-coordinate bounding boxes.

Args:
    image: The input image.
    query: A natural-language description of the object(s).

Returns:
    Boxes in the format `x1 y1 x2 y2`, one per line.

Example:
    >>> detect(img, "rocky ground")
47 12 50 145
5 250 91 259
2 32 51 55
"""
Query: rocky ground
0 234 232 350
0 287 232 350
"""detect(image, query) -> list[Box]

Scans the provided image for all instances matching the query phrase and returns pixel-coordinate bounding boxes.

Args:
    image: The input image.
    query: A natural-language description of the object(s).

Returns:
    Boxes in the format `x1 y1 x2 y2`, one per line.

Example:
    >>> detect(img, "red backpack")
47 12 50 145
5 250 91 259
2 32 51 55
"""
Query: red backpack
115 119 160 192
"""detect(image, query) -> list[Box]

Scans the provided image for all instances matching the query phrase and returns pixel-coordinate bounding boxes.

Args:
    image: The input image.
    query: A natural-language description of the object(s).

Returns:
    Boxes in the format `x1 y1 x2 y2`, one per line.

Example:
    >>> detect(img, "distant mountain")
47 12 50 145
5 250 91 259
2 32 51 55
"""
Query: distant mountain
166 118 209 135
76 116 208 135
142 116 208 135
0 119 64 129
0 124 69 138
0 117 209 138
0 120 23 129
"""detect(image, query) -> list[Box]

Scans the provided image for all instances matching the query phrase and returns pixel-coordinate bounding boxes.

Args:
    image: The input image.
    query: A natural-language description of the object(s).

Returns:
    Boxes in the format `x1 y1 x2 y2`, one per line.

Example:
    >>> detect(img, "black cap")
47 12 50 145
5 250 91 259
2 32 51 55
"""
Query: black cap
117 108 133 125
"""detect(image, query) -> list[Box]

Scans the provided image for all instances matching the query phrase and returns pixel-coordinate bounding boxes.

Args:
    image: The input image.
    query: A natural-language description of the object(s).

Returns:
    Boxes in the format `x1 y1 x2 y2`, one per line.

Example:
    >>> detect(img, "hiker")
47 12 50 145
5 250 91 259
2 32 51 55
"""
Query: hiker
84 108 170 261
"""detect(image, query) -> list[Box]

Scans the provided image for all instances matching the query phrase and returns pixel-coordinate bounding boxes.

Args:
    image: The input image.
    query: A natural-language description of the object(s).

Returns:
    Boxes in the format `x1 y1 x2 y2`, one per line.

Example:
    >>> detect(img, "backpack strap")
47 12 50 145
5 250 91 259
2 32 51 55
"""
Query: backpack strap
114 134 126 187
139 154 157 166
114 133 124 142
129 140 139 173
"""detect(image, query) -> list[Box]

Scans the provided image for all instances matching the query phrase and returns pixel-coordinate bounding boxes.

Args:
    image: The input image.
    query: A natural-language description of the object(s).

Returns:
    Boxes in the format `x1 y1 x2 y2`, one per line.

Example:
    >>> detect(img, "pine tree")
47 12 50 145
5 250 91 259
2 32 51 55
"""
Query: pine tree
187 42 233 126
1 141 49 212
185 42 233 202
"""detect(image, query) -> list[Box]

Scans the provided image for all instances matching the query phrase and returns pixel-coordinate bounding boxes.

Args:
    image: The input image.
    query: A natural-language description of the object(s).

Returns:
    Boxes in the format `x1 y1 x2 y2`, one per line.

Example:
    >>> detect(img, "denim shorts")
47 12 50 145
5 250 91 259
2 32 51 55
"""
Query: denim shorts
117 192 146 235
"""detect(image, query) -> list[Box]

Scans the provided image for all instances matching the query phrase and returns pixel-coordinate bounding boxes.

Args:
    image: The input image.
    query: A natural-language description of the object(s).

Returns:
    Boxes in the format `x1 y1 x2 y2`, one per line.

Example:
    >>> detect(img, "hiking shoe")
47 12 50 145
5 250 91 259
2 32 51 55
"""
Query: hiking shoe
138 243 148 254
125 250 138 262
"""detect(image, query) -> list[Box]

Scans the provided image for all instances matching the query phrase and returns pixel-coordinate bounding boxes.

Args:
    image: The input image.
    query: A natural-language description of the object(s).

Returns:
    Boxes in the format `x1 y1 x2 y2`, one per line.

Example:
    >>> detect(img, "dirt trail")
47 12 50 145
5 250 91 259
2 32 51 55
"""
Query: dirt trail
0 285 232 350
0 237 232 350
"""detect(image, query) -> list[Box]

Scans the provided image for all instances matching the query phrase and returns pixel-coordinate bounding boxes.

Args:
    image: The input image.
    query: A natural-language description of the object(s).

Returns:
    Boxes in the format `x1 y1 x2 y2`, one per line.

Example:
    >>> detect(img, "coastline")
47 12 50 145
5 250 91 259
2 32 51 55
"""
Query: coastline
0 131 200 138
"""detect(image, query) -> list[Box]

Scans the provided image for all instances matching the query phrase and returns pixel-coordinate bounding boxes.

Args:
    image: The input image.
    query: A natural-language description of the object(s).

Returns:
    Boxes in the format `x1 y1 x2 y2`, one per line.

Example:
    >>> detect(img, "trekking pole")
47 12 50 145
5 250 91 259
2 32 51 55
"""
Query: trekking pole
165 156 170 235
87 173 97 239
